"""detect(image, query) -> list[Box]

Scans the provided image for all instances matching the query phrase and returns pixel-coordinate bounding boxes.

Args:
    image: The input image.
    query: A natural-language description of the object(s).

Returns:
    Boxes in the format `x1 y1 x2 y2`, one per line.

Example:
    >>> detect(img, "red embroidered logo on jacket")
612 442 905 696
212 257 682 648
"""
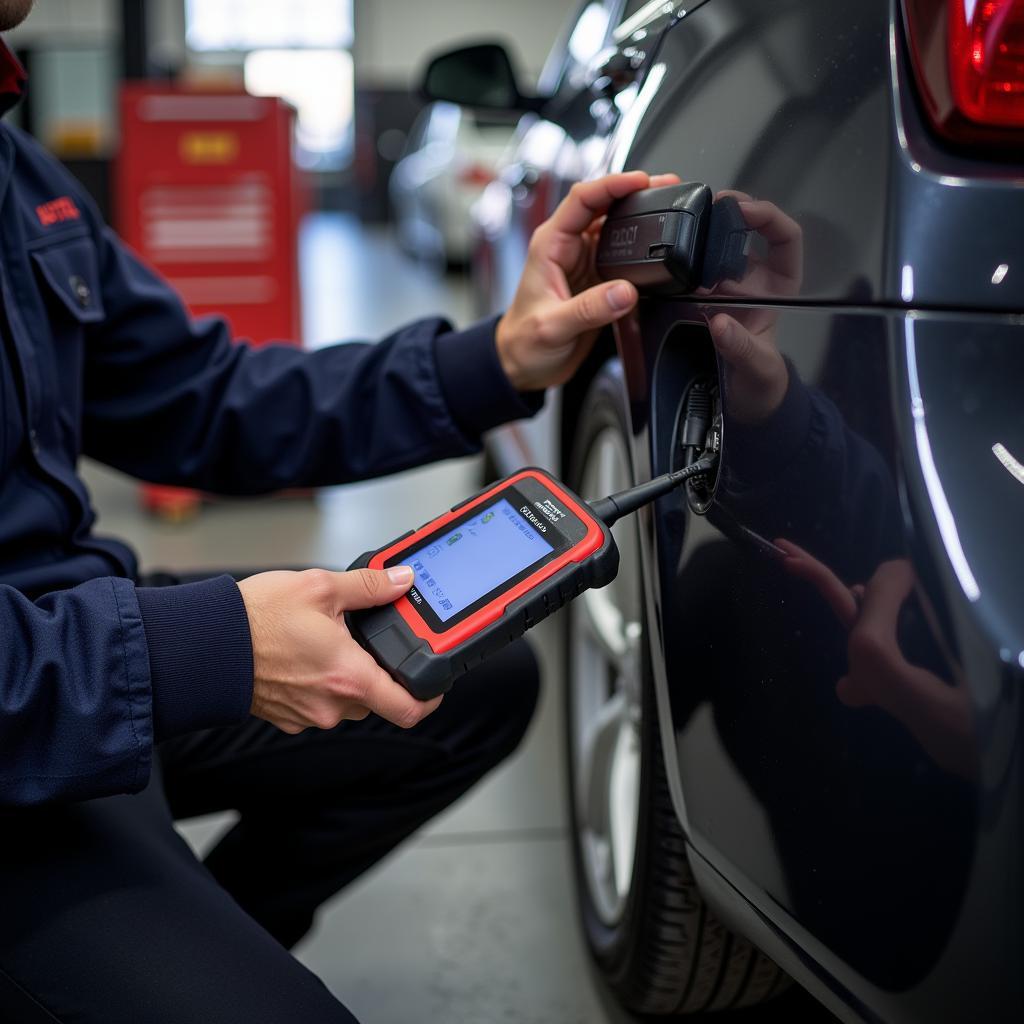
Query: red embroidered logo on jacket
36 197 81 227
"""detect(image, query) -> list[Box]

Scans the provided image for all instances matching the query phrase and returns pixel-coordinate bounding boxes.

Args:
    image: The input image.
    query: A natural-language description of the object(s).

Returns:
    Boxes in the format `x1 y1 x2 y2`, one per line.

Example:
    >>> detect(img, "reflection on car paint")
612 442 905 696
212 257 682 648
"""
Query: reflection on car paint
642 192 982 992
473 0 1024 1016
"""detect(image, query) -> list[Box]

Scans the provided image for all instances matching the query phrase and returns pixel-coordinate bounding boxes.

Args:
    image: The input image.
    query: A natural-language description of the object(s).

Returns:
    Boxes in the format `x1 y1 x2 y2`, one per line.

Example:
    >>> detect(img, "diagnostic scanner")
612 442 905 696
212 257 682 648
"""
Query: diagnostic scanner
596 182 751 294
347 457 716 699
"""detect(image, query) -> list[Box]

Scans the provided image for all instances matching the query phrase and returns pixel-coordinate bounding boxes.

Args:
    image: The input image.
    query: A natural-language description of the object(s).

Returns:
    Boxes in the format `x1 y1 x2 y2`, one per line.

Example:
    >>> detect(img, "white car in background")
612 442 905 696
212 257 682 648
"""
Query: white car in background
389 101 515 267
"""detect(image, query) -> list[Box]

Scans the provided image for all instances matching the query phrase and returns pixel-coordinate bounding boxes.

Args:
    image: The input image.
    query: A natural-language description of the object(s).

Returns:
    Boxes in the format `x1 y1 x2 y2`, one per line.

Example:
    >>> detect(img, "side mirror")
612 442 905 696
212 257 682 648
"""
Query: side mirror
421 43 542 113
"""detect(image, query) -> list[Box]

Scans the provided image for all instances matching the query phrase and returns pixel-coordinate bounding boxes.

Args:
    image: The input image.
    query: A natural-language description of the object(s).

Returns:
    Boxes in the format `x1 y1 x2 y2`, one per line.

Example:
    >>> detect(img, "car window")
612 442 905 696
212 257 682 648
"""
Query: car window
540 0 622 97
615 0 676 42
621 0 660 20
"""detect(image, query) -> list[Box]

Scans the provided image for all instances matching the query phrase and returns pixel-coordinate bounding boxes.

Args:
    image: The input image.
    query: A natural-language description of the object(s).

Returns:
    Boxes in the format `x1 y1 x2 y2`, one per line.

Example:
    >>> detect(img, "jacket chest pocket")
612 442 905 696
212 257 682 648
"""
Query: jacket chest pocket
29 236 106 453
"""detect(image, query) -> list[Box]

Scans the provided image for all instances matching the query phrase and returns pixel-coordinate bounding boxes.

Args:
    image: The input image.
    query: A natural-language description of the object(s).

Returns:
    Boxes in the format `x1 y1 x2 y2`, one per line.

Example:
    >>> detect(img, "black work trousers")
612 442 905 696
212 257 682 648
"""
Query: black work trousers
0 570 540 1024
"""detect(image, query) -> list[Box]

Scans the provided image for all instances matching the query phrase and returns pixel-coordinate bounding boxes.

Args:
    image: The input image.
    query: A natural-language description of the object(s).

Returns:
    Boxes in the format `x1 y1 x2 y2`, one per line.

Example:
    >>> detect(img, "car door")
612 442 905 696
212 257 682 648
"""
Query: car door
606 0 1023 1020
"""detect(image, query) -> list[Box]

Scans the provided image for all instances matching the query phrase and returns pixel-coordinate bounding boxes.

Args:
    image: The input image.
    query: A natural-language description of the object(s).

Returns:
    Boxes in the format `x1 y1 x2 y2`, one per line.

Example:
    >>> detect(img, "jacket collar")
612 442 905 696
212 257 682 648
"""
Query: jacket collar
0 40 27 114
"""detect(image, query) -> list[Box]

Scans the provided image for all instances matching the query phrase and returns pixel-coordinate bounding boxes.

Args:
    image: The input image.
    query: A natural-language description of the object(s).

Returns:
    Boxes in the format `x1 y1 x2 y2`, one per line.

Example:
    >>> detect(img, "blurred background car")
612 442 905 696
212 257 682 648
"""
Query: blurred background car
389 101 515 267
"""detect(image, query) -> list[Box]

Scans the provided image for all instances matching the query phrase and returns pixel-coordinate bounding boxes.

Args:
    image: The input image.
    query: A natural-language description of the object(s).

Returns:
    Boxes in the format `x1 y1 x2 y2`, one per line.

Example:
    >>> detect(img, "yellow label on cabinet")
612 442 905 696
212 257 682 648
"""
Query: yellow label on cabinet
179 131 239 164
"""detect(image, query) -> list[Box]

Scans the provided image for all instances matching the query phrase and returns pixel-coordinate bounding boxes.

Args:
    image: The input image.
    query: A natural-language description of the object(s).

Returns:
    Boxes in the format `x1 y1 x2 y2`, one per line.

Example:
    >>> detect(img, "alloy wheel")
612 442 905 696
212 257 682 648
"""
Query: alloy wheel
570 424 644 927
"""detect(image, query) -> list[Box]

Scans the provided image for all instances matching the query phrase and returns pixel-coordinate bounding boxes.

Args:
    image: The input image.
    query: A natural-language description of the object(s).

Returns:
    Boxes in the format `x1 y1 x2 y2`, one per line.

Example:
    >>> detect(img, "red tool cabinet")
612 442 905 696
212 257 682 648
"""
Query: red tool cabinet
116 84 305 517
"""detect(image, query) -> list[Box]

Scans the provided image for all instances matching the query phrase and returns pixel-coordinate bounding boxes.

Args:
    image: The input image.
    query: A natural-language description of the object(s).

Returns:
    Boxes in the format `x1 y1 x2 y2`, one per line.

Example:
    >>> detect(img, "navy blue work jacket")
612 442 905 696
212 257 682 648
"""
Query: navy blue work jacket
0 48 539 806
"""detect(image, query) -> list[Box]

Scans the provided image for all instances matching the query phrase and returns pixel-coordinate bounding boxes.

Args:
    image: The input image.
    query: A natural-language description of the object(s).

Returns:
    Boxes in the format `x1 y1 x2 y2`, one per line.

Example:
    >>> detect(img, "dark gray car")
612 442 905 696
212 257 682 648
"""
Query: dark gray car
424 1 1024 1020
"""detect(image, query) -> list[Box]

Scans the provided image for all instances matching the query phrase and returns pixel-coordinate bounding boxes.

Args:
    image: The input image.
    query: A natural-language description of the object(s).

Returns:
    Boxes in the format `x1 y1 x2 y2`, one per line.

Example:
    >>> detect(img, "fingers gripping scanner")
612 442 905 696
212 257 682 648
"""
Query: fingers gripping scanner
347 457 716 700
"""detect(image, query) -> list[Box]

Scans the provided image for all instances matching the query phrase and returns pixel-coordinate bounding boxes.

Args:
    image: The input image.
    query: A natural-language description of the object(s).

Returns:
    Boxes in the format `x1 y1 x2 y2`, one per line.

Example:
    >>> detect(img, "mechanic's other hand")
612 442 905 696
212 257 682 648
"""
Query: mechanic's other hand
238 567 441 734
704 192 801 423
708 311 790 424
710 192 803 300
496 170 680 391
776 542 975 778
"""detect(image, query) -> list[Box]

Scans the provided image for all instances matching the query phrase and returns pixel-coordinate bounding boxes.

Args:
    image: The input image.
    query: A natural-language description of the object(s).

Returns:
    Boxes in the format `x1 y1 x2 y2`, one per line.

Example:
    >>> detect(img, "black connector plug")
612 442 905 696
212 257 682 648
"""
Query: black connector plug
590 452 719 528
680 382 712 451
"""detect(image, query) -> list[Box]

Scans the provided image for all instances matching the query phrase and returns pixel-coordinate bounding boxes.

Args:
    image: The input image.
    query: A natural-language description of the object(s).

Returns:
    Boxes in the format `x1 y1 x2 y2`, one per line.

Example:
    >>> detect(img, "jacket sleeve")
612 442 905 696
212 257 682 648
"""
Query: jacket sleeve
80 224 542 493
0 575 253 807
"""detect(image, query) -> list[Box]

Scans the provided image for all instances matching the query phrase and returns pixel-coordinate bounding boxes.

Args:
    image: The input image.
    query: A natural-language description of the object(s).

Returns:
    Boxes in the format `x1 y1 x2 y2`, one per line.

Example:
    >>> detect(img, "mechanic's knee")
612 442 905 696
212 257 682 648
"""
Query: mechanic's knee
494 636 541 746
459 637 541 759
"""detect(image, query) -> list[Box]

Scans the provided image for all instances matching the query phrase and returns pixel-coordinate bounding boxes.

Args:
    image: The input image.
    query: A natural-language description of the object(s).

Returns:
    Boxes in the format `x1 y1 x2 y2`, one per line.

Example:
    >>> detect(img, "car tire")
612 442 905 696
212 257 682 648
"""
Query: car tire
565 360 790 1016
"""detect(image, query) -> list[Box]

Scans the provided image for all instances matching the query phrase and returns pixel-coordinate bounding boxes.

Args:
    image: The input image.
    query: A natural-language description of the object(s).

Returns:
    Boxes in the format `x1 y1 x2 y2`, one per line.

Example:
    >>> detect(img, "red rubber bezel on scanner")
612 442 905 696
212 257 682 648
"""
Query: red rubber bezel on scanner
368 469 604 654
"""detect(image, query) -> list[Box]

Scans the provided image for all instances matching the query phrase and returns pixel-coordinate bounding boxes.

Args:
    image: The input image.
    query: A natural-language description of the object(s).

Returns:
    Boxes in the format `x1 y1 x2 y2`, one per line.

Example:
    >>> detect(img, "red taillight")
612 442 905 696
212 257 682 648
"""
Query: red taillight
904 0 1024 147
949 0 1024 125
457 163 495 187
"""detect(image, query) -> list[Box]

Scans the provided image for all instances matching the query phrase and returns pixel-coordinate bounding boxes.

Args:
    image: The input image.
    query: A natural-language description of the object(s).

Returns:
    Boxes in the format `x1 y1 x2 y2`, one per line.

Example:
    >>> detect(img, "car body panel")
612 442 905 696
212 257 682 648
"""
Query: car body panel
469 0 1024 1018
617 0 1024 311
612 1 1024 1018
625 299 1022 1022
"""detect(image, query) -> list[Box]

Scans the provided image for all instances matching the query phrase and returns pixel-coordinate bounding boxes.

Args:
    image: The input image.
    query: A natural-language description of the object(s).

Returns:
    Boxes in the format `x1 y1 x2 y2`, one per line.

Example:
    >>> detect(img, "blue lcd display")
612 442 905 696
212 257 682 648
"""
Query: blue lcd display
405 498 554 622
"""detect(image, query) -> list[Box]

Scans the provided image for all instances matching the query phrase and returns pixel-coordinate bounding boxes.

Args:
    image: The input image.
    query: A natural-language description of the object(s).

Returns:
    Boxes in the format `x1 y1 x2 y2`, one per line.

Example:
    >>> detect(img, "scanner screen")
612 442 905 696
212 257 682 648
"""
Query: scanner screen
405 498 553 622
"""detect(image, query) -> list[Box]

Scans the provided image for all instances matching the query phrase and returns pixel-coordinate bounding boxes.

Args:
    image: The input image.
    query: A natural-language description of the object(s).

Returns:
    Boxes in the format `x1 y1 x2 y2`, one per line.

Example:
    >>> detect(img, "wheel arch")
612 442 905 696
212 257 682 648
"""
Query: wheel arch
559 330 621 479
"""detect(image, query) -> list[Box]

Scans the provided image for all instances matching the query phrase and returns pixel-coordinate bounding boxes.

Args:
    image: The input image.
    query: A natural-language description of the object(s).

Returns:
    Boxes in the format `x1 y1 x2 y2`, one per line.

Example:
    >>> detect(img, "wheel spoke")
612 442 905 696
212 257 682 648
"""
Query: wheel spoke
578 690 627 830
571 415 646 927
608 724 641 897
596 432 620 501
578 587 634 668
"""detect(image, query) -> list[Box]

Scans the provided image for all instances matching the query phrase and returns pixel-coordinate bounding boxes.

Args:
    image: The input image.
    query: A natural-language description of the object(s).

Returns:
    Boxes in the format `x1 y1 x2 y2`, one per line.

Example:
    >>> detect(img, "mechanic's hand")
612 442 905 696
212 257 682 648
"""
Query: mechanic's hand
705 193 802 424
238 567 441 734
495 170 680 391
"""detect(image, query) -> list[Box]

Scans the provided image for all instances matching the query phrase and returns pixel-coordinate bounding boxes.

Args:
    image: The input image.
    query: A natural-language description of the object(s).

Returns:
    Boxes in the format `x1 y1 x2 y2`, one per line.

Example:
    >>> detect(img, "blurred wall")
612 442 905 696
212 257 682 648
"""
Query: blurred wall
4 0 187 218
6 0 184 57
6 0 572 83
5 0 187 147
4 0 115 42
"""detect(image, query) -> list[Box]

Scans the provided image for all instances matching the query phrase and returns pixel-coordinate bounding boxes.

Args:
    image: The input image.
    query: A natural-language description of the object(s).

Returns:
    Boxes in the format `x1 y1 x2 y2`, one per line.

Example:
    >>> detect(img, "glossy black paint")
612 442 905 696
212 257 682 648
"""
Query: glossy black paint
628 301 1022 1021
613 1 1023 1019
471 0 1024 1019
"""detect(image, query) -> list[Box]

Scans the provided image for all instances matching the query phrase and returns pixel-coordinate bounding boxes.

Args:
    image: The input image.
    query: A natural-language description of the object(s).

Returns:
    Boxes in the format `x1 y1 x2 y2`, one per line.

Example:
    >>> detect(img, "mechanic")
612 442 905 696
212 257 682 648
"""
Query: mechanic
0 3 669 1019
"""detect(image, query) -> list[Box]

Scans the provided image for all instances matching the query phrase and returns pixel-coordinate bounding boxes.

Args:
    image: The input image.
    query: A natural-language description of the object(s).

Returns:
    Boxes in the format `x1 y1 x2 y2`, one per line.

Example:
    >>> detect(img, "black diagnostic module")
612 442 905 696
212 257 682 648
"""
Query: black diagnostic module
596 182 751 294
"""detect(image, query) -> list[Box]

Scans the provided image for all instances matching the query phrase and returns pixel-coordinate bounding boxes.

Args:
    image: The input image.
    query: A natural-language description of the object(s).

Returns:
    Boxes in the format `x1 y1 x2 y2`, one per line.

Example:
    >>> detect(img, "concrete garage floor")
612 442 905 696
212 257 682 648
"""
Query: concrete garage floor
82 215 834 1024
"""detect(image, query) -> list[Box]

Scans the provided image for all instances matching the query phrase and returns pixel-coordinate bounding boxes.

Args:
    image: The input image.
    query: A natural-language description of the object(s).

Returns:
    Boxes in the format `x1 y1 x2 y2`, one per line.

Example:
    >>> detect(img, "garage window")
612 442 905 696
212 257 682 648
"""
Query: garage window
185 0 352 51
186 0 353 169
